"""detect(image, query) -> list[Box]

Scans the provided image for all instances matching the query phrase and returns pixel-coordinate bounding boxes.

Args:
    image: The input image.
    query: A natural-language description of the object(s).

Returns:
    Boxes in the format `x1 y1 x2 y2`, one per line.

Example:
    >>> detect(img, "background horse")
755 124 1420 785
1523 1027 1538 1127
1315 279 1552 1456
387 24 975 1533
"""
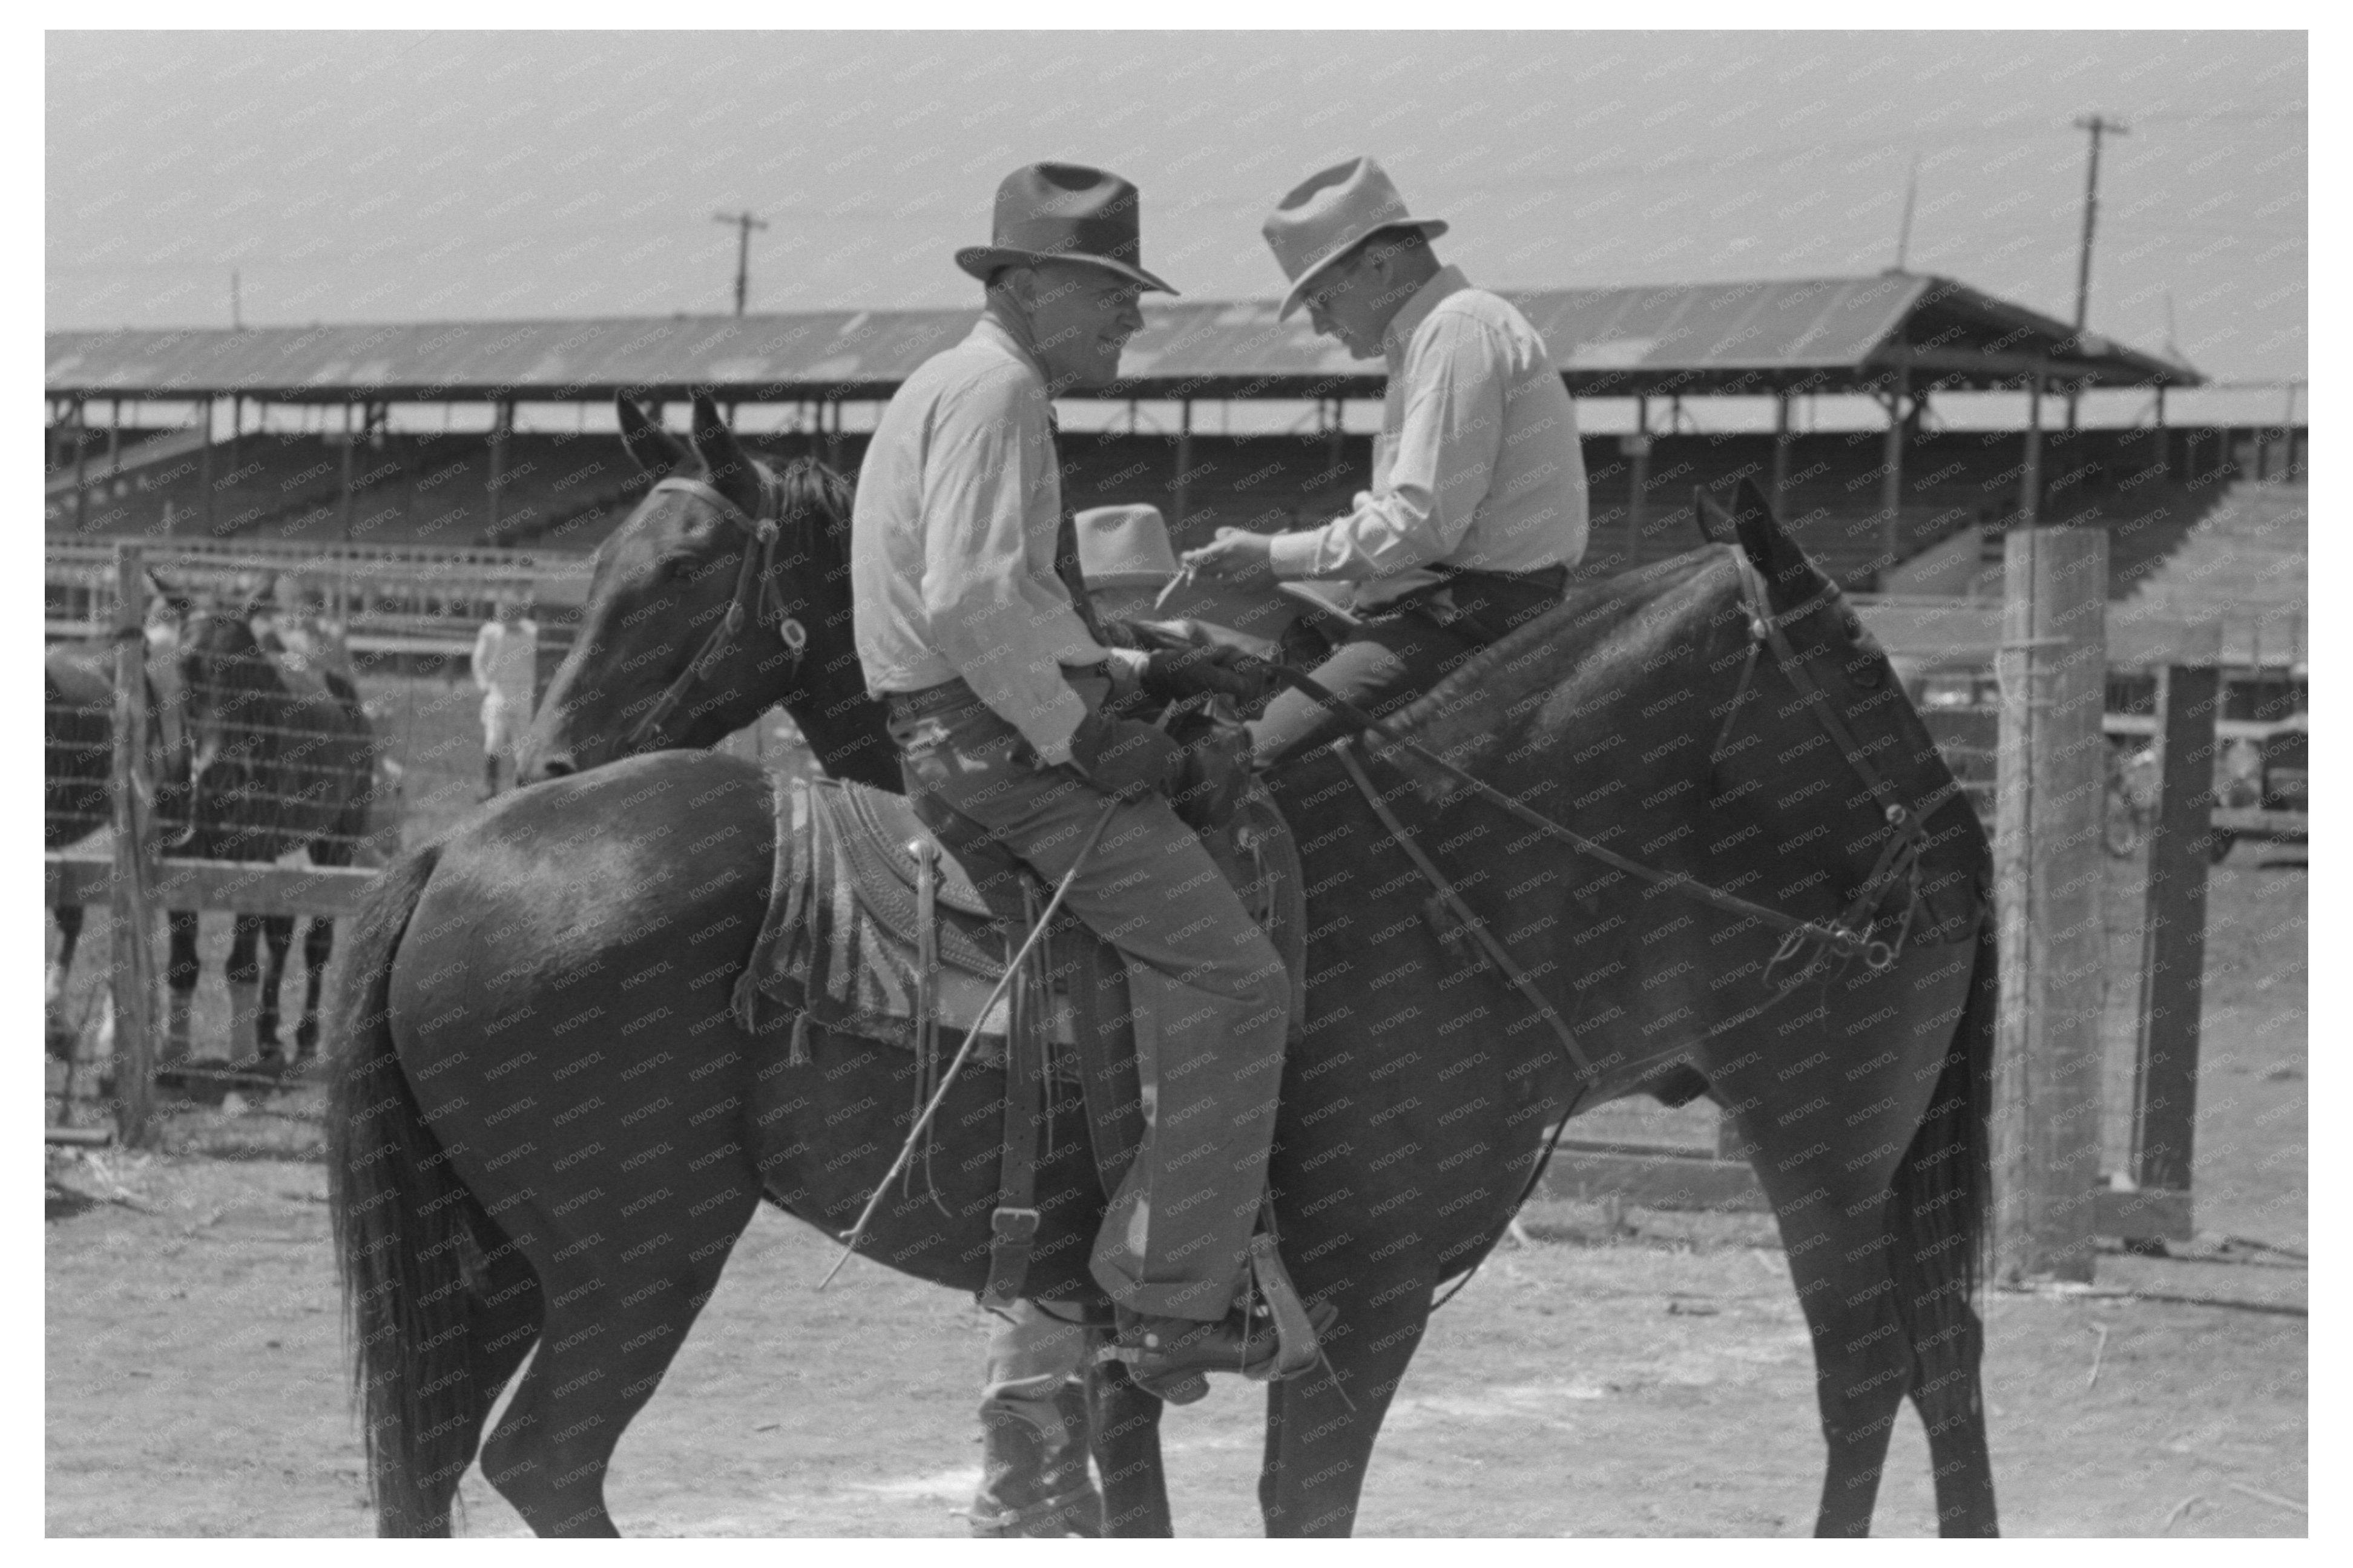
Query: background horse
327 397 1996 1537
169 588 378 1067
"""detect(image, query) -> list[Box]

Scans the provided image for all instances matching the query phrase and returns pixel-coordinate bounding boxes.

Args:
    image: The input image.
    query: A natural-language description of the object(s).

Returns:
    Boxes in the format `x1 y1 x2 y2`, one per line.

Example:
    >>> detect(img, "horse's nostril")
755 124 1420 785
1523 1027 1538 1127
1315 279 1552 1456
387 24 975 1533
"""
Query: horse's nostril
539 756 575 780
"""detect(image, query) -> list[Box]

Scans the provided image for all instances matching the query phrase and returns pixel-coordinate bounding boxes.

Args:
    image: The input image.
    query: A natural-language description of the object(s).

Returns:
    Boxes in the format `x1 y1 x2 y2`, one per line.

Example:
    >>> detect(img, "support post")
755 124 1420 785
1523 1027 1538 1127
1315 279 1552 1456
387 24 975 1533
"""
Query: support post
485 400 510 540
108 544 161 1147
824 399 842 472
73 398 89 533
338 400 358 542
1878 365 1909 585
1770 389 1792 504
1625 397 1650 564
2131 664 2218 1199
1991 525 2109 1283
2018 369 2045 527
1173 398 1193 542
198 397 216 537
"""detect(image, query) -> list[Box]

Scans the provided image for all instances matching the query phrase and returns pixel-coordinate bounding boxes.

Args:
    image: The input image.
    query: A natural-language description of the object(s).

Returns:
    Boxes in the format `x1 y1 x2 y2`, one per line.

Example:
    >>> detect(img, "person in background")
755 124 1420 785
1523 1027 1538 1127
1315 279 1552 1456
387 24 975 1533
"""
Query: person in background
471 595 539 799
267 572 362 708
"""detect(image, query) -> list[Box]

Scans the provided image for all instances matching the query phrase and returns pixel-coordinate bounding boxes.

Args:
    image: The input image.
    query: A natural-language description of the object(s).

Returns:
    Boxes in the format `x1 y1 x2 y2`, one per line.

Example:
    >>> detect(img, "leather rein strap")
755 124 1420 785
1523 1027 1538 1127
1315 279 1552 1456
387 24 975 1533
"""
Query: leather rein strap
624 472 811 753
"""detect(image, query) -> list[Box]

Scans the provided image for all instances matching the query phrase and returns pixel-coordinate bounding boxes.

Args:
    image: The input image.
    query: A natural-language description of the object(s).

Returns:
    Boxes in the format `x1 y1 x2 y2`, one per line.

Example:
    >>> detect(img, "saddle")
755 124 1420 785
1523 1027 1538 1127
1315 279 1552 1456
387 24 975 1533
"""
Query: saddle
732 772 1306 1303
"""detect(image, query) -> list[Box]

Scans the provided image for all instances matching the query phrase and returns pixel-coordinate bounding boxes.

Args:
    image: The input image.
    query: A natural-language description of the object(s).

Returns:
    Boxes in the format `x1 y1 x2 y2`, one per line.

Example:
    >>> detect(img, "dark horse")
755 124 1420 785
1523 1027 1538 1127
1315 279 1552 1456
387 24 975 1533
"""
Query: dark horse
168 590 379 1065
326 397 1998 1537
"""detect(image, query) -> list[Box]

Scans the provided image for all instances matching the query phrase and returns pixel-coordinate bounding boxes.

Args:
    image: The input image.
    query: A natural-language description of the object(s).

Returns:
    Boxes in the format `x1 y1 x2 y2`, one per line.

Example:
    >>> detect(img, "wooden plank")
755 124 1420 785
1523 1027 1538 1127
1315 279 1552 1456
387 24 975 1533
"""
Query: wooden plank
1543 1151 2193 1240
109 544 159 1145
2210 806 2306 838
2134 665 2219 1192
48 854 379 918
1991 525 2109 1284
47 1125 114 1147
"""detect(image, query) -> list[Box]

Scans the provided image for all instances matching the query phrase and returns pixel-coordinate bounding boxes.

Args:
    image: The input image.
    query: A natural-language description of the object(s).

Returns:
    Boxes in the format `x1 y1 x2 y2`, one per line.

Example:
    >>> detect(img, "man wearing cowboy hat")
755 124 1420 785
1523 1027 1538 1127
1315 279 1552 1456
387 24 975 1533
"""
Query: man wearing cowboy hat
1184 156 1589 766
851 164 1320 1447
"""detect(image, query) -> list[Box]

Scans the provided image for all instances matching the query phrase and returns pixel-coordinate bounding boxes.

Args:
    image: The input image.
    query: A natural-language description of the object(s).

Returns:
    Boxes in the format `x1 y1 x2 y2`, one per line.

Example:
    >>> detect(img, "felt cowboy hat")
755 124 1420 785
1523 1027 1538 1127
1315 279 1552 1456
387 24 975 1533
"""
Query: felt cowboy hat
955 163 1177 295
1074 504 1295 651
1263 156 1448 321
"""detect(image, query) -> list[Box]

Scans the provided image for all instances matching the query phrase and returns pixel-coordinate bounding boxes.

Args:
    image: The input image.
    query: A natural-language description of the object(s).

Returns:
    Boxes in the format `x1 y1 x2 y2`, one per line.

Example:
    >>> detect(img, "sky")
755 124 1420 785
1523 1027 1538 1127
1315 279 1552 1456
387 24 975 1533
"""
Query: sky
45 30 2307 426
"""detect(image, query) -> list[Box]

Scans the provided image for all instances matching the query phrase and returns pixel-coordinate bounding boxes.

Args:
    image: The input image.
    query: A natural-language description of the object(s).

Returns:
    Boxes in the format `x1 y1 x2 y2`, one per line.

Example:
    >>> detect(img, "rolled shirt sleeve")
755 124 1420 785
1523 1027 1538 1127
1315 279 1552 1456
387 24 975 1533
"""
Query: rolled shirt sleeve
920 365 1106 765
1266 311 1507 583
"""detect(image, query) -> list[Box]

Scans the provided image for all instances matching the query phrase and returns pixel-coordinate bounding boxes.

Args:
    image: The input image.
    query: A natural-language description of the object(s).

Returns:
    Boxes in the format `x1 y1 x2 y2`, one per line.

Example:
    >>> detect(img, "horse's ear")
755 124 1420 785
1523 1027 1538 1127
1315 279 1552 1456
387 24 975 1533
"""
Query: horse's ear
616 395 688 479
1692 486 1726 544
1731 477 1814 596
144 568 191 617
688 391 761 516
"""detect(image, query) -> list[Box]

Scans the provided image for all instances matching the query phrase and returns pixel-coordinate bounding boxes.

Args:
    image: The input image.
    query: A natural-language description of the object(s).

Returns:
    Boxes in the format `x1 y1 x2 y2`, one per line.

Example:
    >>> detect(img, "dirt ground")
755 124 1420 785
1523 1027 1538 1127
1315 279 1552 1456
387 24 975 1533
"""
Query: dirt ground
45 849 2306 1538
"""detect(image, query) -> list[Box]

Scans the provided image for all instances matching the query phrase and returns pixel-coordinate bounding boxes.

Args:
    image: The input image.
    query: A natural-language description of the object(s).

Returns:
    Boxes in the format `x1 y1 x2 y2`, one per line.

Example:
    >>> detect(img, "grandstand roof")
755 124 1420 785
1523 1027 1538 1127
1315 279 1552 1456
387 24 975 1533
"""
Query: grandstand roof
45 272 2196 404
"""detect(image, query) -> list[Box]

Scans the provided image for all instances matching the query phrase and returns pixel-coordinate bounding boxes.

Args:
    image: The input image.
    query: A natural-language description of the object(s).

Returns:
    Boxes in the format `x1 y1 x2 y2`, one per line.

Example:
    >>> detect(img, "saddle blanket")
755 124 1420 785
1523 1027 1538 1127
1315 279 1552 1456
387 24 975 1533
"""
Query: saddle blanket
729 774 1305 1073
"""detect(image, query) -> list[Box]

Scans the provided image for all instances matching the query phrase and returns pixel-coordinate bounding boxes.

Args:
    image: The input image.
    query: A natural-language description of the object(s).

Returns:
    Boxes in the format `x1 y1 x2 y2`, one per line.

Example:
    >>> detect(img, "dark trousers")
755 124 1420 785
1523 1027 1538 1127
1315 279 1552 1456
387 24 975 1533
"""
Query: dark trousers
1249 568 1565 771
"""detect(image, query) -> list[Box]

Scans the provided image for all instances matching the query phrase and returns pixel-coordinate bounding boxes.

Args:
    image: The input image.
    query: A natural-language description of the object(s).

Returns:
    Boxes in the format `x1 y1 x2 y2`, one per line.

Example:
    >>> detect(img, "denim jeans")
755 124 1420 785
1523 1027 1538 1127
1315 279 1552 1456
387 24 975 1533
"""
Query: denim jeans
889 680 1290 1320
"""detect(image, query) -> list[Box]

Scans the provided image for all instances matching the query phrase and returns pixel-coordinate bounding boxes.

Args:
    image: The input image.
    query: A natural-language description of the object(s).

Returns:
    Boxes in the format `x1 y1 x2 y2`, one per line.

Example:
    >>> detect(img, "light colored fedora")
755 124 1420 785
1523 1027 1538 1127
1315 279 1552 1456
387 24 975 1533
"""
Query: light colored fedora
1263 156 1448 321
955 163 1177 295
1074 504 1296 649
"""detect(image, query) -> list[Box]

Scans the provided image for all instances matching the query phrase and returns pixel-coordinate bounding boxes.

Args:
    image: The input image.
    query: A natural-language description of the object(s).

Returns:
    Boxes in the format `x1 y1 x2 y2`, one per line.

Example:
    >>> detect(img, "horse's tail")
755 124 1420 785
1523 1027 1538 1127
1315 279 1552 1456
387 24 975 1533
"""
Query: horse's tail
1886 914 1996 1418
325 842 527 1535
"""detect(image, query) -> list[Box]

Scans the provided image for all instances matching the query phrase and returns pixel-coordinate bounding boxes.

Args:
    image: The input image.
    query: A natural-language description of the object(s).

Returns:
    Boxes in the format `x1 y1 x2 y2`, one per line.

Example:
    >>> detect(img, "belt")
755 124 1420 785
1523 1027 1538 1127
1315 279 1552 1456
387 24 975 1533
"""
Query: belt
884 662 1114 722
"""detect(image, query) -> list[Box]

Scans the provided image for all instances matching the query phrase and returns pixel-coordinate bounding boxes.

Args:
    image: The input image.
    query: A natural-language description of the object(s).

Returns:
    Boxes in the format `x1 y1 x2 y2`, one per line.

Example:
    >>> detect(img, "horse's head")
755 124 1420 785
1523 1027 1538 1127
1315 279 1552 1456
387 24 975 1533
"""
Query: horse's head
165 586 281 815
1398 477 1983 961
520 392 889 786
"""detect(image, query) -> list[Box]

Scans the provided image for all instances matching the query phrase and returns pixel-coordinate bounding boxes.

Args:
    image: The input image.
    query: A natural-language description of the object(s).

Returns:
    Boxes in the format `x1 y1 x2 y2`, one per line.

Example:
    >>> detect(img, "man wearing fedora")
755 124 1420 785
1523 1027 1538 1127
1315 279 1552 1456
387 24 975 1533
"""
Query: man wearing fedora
1185 156 1589 766
851 163 1322 1529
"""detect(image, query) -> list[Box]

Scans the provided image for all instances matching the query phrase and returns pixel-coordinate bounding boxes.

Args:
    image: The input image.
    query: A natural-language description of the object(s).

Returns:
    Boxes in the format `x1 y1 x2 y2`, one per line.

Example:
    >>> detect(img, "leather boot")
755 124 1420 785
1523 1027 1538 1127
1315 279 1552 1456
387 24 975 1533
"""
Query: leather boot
161 989 194 1067
969 1377 1103 1538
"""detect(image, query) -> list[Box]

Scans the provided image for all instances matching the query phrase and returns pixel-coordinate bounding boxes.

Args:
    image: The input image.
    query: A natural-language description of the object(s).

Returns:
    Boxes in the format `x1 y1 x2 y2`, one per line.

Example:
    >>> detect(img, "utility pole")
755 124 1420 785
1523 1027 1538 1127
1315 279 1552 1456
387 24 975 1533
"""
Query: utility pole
1892 152 1920 271
230 269 245 330
2067 113 2128 430
712 209 769 317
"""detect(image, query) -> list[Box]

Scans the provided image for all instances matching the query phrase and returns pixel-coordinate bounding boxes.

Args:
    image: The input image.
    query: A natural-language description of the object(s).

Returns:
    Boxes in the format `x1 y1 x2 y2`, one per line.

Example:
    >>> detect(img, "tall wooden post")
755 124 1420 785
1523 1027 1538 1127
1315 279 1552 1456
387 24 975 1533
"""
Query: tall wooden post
1992 525 2109 1283
1771 390 1792 503
1878 365 1909 584
2018 369 2045 526
2132 664 2218 1197
109 544 161 1146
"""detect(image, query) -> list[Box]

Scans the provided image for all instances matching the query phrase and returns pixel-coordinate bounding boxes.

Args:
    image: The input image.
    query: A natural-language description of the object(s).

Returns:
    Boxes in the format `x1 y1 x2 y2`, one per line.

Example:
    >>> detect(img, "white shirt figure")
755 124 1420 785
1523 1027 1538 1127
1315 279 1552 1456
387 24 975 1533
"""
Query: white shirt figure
472 610 539 762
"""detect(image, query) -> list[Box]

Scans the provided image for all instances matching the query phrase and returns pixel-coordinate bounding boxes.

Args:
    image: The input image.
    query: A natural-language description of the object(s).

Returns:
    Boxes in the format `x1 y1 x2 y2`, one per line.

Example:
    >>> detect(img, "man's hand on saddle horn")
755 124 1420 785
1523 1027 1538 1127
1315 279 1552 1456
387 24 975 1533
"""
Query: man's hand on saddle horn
1100 616 1278 708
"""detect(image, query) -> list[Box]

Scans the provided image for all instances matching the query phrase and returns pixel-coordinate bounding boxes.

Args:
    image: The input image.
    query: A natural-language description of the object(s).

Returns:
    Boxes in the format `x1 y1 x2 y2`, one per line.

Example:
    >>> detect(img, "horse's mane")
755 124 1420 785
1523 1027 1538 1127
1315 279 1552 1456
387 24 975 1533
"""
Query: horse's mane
1388 546 1740 760
769 454 855 585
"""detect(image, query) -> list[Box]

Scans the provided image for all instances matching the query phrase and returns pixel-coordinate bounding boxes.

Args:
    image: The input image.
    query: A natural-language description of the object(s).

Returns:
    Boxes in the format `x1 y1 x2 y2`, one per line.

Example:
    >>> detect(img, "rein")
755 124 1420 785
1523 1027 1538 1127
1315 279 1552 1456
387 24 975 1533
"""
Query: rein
624 471 812 753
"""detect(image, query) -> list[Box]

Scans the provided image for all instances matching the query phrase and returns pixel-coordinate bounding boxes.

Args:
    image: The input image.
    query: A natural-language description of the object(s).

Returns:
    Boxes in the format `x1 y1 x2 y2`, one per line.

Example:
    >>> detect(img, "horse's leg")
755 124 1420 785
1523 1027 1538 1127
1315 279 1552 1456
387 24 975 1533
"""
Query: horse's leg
1087 1357 1173 1537
163 910 199 1066
474 1188 761 1536
295 917 334 1061
48 904 85 1057
256 914 294 1061
226 914 266 1064
1728 964 1969 1537
1257 1287 1430 1537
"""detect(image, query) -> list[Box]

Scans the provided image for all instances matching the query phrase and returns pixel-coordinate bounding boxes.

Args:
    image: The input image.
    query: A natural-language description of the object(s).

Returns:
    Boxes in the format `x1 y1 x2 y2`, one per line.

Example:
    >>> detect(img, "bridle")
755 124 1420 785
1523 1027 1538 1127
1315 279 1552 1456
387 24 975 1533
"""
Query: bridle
622 470 812 753
1705 550 1971 976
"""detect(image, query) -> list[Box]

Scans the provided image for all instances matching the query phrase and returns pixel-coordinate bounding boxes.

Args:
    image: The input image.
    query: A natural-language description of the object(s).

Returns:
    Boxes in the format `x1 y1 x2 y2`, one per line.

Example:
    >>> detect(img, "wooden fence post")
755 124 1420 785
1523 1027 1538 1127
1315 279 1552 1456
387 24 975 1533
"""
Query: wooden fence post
109 543 162 1145
2131 664 2219 1196
1991 525 2108 1283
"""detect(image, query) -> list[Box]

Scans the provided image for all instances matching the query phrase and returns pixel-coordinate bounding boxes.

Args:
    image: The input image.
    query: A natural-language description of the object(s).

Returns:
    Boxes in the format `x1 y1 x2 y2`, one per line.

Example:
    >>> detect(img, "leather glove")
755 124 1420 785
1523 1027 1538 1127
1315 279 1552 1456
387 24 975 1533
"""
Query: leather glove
1068 710 1184 803
1140 641 1275 707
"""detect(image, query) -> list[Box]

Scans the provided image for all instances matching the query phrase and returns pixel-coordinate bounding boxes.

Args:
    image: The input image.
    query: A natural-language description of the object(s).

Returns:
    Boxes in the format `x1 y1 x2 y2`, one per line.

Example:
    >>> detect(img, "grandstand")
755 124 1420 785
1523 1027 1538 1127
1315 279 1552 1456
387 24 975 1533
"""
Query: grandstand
50 268 2286 629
